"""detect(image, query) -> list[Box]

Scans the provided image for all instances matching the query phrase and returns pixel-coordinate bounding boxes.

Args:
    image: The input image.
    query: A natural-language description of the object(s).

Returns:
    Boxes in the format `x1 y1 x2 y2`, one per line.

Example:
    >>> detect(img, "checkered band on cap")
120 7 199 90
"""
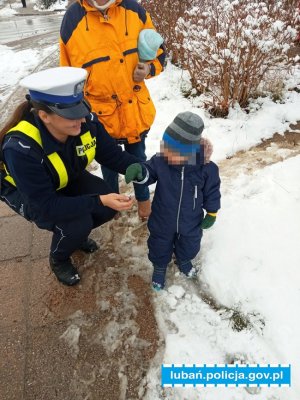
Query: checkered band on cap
19 67 90 120
165 112 204 145
20 67 87 105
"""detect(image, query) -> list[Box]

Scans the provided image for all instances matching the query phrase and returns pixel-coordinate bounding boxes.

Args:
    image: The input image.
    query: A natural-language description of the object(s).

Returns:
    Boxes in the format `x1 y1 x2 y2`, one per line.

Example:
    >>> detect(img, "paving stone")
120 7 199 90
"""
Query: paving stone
0 215 32 261
0 201 16 217
24 323 77 400
27 258 98 328
0 326 26 400
25 323 121 400
0 259 27 327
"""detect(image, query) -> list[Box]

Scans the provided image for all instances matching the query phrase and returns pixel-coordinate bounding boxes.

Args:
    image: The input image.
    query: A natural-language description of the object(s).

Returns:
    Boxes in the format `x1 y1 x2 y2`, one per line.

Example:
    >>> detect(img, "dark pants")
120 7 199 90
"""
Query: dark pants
1 171 115 261
49 171 116 260
148 230 202 286
148 230 202 267
101 133 150 202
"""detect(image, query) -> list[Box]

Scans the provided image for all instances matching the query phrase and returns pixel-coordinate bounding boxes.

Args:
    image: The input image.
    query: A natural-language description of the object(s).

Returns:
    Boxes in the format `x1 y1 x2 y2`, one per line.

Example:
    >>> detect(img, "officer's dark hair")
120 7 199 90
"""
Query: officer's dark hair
0 100 54 145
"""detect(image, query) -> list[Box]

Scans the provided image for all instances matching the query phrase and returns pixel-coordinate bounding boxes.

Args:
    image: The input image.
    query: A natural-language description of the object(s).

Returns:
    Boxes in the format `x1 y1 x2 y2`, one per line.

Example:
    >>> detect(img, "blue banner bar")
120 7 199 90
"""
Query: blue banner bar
161 364 291 387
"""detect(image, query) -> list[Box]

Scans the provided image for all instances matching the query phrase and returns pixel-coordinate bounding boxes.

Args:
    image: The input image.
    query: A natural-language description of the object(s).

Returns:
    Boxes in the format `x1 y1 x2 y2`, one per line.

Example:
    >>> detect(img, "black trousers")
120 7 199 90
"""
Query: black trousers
1 171 116 261
49 171 116 260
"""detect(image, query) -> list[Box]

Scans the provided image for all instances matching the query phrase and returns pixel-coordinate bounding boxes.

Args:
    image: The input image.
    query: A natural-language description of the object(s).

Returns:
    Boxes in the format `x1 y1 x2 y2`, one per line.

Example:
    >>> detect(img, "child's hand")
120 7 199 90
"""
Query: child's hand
201 213 216 229
125 163 143 183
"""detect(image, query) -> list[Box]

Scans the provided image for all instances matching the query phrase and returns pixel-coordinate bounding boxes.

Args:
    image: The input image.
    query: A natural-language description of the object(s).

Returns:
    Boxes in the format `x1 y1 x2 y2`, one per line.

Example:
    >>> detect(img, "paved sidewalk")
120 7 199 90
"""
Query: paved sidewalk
0 201 54 400
0 200 159 400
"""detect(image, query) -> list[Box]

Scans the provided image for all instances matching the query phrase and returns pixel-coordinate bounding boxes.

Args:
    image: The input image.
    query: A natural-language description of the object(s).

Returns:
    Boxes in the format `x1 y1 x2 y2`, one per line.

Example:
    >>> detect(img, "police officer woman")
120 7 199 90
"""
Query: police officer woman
0 67 142 286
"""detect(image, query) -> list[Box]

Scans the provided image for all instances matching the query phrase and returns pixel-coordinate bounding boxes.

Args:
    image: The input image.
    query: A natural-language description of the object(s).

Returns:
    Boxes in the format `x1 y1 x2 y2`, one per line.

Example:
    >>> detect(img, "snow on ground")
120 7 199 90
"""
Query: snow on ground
0 0 23 16
146 62 300 161
0 43 57 105
140 63 300 399
93 60 300 399
0 0 66 15
142 156 300 400
0 5 17 16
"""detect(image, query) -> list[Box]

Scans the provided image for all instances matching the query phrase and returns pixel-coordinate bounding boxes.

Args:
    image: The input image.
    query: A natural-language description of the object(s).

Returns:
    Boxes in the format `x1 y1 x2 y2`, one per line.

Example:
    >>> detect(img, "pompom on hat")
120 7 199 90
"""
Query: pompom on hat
138 29 164 61
162 112 204 154
20 67 91 120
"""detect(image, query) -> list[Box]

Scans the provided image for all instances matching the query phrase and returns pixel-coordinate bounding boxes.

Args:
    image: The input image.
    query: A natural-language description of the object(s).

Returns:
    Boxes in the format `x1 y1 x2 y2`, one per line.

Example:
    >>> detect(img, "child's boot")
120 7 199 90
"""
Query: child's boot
177 260 197 278
152 264 167 291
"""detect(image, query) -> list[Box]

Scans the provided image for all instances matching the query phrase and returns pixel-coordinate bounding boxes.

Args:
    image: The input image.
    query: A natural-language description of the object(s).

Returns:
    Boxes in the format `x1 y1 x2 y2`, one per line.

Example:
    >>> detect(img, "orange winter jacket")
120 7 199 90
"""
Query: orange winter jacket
60 0 166 143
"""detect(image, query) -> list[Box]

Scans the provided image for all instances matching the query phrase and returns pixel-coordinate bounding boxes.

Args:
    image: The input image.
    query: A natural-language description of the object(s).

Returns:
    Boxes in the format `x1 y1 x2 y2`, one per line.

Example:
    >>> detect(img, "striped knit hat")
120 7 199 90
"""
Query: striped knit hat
162 112 204 154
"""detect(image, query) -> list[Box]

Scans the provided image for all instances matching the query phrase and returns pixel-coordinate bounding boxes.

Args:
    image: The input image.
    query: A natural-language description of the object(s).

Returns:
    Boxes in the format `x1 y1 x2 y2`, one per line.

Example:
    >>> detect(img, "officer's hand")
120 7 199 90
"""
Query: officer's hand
201 213 216 229
125 163 143 184
100 194 135 211
133 62 151 82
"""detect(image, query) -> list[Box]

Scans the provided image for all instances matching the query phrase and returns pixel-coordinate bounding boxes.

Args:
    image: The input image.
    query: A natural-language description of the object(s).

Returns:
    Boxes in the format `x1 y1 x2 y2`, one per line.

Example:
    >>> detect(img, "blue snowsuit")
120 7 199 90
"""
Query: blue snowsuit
143 154 221 268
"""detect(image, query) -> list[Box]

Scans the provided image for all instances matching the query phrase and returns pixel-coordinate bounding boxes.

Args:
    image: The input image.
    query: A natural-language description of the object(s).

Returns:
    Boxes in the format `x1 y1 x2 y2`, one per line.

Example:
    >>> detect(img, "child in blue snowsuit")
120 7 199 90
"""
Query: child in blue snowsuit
125 112 221 290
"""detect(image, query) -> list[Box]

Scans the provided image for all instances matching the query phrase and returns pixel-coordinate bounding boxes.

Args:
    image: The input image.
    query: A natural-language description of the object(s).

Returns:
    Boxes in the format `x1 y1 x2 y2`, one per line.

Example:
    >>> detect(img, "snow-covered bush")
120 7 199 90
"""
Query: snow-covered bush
36 0 57 10
141 0 195 63
175 0 298 116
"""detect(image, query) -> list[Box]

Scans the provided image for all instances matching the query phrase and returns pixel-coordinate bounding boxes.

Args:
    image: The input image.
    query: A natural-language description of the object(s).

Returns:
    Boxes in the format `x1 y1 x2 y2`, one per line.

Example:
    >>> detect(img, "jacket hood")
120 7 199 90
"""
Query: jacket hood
79 0 122 12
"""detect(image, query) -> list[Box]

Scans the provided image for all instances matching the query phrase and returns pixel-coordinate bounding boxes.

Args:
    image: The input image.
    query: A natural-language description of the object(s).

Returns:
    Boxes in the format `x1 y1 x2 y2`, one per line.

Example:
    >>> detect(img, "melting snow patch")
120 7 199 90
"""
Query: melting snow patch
167 285 185 299
60 325 81 358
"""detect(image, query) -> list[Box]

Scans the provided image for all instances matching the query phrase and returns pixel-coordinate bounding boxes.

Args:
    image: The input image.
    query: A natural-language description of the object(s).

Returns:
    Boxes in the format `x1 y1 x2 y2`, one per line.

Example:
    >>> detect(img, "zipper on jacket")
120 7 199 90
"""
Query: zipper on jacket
100 9 109 21
193 185 198 210
176 166 185 233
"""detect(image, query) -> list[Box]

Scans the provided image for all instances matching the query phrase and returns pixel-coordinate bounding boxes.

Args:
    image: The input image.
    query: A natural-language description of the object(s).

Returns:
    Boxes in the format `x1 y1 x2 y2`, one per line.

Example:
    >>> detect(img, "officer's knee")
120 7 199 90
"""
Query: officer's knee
91 207 117 229
101 207 117 224
109 208 117 220
55 215 93 240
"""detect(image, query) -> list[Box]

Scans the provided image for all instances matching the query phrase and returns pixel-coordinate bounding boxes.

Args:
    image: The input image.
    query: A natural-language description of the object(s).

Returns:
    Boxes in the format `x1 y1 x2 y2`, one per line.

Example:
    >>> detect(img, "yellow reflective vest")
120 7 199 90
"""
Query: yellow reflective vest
3 120 96 190
60 0 165 143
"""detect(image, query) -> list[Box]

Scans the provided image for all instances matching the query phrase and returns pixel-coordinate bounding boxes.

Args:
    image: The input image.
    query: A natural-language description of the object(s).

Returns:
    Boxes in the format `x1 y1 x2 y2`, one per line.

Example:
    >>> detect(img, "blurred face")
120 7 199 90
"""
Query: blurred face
38 111 85 143
160 142 189 165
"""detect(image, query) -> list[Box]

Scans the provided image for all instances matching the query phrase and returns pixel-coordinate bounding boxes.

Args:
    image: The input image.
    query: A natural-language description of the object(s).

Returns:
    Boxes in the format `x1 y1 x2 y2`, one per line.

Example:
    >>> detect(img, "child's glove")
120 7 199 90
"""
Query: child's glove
201 212 217 229
125 163 143 184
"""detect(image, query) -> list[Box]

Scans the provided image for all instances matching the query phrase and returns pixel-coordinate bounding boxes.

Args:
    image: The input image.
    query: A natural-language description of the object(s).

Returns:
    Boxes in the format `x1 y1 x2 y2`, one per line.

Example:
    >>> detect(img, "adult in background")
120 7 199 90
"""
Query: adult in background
59 0 166 220
0 67 144 286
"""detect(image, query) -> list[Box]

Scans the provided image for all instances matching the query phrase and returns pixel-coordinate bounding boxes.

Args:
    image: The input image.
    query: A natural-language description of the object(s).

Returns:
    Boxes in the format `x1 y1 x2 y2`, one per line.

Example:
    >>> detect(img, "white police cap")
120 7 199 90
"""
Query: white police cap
20 67 90 120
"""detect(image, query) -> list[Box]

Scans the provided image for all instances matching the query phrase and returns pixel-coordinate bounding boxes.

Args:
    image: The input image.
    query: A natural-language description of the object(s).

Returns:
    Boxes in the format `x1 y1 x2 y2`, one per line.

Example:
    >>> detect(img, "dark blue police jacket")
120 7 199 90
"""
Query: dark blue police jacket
1 112 138 223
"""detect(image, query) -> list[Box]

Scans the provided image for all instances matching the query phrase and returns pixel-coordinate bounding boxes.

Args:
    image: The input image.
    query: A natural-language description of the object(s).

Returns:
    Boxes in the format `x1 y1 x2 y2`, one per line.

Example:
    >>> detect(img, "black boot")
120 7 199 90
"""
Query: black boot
49 256 80 286
79 238 99 253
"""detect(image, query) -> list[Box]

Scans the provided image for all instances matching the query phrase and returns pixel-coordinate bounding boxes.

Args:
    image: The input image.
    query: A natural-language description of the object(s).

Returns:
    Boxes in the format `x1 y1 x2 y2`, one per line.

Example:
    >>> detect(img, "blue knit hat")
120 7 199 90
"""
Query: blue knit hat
163 112 204 154
138 29 164 61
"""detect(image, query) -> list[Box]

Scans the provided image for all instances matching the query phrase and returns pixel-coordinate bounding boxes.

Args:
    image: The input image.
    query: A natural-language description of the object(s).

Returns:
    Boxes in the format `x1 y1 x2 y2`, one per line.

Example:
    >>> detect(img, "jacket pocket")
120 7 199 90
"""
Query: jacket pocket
193 185 198 211
189 178 204 211
91 101 120 138
135 88 156 130
0 185 32 221
83 53 112 99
